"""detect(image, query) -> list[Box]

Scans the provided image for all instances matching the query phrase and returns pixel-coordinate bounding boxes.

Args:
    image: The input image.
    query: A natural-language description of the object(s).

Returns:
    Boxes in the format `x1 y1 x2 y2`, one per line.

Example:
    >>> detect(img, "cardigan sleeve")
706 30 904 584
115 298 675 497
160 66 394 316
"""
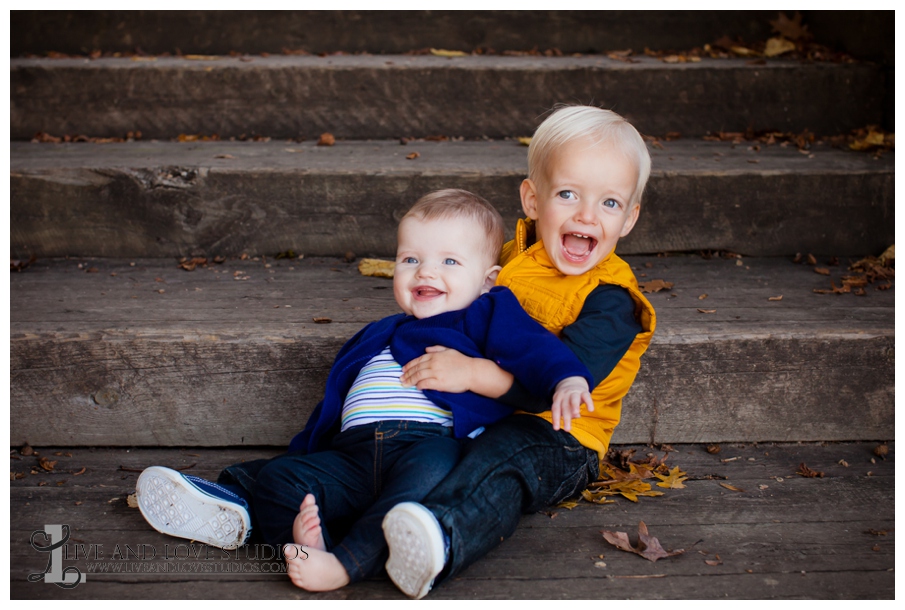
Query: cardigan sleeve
498 284 641 411
469 287 593 401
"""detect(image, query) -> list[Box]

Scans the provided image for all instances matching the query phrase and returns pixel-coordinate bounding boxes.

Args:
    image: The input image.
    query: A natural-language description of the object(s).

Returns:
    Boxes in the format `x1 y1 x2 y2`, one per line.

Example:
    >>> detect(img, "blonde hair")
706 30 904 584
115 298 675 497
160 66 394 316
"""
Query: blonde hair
401 189 505 263
528 105 651 207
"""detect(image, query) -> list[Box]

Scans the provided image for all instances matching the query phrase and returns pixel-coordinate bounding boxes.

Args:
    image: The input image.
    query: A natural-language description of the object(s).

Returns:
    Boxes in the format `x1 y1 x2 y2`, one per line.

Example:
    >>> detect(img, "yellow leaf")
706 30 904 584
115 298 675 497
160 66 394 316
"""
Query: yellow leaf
183 54 220 61
430 48 468 57
556 500 580 510
358 258 395 278
581 489 617 504
764 37 796 57
730 46 758 57
517 137 532 146
655 466 688 489
850 130 887 151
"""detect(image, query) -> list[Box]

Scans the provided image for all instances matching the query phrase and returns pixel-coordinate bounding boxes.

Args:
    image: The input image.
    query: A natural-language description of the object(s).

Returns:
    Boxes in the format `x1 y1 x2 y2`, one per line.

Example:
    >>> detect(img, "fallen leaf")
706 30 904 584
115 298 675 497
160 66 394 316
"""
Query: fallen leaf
317 132 335 146
698 294 708 300
770 12 811 41
312 317 332 324
601 521 685 562
179 257 208 271
874 444 889 459
697 309 717 314
865 529 890 536
580 489 617 505
704 555 723 566
764 37 796 57
719 483 745 492
184 54 220 61
11 472 26 480
814 267 830 275
38 457 57 472
430 48 468 57
214 154 235 159
556 500 580 510
796 463 824 478
11 255 37 272
517 137 533 147
358 258 395 278
768 295 783 301
838 459 849 467
127 493 139 509
655 466 688 489
638 279 674 293
806 253 818 265
20 444 34 456
72 467 86 476
406 152 420 160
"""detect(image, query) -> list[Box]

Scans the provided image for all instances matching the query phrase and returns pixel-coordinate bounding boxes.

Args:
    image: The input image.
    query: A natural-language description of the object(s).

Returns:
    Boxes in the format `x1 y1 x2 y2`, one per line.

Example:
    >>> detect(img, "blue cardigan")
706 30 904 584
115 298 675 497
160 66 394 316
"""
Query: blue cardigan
289 286 592 454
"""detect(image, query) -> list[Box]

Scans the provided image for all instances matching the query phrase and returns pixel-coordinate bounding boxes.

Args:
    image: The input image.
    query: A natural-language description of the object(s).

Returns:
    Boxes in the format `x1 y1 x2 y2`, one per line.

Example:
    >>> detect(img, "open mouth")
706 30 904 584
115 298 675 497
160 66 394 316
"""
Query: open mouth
413 286 444 300
561 233 598 262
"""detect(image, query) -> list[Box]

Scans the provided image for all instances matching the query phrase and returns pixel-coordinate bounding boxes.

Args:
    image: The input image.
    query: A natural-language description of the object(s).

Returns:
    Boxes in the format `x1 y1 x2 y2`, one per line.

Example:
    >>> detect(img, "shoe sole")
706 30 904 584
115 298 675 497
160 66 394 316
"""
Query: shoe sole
136 466 249 550
383 503 445 599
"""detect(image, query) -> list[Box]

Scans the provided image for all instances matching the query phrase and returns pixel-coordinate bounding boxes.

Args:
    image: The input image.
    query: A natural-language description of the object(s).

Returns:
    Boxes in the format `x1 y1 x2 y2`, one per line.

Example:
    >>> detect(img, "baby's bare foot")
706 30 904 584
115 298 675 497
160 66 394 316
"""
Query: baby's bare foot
283 544 350 592
292 494 326 551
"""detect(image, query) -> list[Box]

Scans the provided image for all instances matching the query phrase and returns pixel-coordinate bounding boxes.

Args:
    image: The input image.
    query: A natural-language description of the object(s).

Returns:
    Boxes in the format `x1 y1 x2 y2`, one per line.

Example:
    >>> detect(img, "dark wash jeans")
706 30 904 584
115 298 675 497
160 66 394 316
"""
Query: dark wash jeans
422 414 599 585
219 420 460 583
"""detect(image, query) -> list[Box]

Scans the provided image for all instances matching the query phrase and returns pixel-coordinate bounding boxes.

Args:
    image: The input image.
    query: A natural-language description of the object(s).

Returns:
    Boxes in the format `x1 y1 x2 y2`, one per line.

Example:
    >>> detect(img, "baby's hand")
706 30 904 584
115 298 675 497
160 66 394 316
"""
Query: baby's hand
400 346 475 393
551 376 594 432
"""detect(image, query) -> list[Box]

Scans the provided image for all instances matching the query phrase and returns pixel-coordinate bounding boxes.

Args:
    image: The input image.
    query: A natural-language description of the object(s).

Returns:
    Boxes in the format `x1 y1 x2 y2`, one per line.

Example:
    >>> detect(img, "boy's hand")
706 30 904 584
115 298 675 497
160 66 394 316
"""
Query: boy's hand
551 376 594 432
401 346 514 398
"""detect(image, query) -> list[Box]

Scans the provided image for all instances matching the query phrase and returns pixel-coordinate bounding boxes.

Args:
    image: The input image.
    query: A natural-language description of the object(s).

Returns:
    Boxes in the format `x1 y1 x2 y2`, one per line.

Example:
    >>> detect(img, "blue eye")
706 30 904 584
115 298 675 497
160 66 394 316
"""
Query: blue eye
602 199 619 209
558 190 576 201
443 258 459 265
401 256 418 264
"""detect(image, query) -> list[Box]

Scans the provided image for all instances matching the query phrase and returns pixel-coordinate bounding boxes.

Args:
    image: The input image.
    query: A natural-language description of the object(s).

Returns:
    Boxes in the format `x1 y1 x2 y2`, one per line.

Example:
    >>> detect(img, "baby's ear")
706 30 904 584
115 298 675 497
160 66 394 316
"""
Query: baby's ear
482 265 502 293
619 202 641 238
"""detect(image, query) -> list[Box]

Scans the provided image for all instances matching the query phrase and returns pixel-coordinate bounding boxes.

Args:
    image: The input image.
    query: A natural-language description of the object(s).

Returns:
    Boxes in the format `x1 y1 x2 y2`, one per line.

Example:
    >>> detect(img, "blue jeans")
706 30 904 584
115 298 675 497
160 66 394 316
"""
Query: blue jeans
219 420 460 583
421 414 599 584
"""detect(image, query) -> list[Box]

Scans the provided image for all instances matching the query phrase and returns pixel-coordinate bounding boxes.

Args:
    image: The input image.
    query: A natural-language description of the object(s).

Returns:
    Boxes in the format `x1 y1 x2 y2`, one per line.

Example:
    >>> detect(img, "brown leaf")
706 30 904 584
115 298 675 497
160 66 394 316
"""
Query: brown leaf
38 457 57 472
11 255 37 272
814 267 830 275
406 152 420 160
704 555 723 566
764 37 796 57
179 257 208 271
806 253 818 265
601 521 685 562
72 467 86 476
770 12 811 41
127 493 139 509
719 483 745 492
705 444 721 454
214 154 236 159
20 443 34 456
317 132 335 146
768 295 783 301
796 462 825 478
312 317 332 324
697 309 717 314
638 279 674 293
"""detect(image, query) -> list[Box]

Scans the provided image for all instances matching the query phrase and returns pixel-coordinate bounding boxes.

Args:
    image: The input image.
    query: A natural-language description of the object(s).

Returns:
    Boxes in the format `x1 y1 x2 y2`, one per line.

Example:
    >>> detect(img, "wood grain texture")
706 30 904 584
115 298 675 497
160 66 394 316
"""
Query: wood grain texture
10 255 894 446
10 443 894 599
11 140 894 258
10 56 885 140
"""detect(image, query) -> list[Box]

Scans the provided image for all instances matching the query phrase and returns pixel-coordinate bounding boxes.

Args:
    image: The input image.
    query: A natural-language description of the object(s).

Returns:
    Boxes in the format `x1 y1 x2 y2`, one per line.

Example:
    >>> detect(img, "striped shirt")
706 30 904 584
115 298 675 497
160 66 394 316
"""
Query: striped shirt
340 347 454 431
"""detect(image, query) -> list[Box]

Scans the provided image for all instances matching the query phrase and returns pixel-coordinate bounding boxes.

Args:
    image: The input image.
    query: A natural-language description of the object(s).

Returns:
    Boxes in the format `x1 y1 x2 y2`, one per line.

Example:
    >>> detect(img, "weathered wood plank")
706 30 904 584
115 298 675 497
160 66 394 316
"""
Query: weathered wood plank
10 56 885 141
10 256 893 446
11 140 894 258
10 444 894 599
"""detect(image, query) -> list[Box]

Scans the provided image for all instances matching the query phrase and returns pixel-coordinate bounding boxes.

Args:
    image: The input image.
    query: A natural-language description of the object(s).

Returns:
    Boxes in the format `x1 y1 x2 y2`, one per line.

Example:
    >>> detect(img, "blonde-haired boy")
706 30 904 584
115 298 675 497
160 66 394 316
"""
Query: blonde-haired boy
384 106 656 598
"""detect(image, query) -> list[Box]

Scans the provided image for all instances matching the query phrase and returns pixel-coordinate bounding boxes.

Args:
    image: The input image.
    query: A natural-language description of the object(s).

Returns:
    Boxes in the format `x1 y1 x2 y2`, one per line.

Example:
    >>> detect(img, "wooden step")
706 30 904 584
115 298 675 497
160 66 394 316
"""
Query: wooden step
9 442 895 599
10 255 894 447
10 55 887 140
11 139 894 259
12 10 892 63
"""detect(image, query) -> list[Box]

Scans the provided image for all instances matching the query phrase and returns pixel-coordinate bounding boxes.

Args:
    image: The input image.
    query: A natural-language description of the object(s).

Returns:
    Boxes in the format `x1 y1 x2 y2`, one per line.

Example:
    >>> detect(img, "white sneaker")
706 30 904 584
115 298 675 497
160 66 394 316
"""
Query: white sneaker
136 466 251 550
382 502 447 599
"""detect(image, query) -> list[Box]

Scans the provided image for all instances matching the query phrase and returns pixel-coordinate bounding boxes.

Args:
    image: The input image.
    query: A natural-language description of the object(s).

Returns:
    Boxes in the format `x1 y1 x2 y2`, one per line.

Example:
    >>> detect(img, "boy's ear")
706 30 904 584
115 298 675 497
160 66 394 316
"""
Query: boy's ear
619 203 641 238
519 179 540 220
481 265 502 293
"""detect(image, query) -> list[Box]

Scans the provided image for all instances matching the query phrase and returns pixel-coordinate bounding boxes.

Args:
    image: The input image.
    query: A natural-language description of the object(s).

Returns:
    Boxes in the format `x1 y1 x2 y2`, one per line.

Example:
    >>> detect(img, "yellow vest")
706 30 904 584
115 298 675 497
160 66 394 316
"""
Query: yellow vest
497 218 656 457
